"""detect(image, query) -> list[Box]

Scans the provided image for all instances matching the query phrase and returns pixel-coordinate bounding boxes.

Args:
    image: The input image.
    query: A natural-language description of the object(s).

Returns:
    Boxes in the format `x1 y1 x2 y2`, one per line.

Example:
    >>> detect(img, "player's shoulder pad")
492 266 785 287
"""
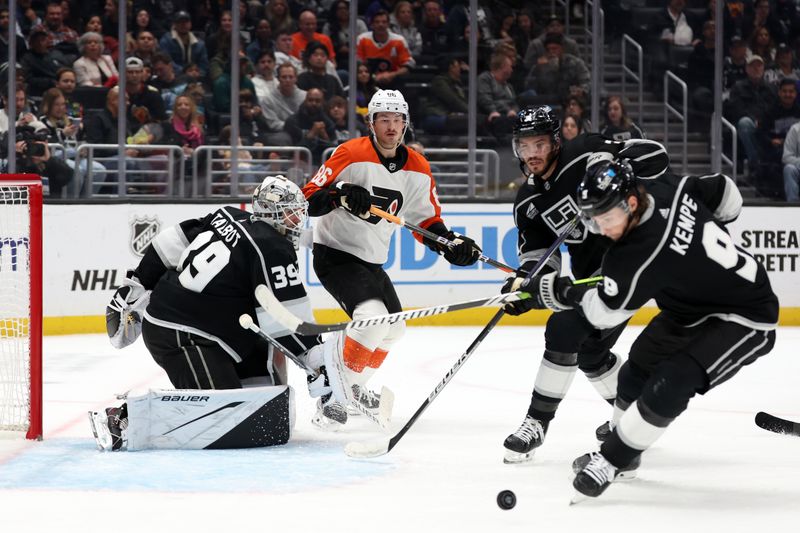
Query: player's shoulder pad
404 147 432 175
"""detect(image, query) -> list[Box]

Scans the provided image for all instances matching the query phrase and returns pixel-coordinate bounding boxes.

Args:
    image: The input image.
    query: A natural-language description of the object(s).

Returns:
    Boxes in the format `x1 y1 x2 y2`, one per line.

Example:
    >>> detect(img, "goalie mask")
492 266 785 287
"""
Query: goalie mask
367 89 409 148
252 175 308 249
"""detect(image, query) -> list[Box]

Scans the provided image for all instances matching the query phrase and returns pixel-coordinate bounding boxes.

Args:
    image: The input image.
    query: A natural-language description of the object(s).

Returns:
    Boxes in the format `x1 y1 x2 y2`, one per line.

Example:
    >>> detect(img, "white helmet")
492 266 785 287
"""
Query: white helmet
252 175 308 249
367 89 409 148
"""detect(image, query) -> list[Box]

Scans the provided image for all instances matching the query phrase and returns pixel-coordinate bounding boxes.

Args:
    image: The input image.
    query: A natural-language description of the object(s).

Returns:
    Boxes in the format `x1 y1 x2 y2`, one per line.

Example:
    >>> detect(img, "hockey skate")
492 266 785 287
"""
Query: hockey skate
595 420 612 442
346 384 395 422
88 405 128 451
311 393 348 431
503 415 548 464
572 451 640 480
572 451 619 499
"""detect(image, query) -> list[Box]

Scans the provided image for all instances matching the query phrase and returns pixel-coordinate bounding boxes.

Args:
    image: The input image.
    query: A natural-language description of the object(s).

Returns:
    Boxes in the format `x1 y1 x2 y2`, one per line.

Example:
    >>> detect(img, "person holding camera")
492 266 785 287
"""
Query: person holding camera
1 125 74 196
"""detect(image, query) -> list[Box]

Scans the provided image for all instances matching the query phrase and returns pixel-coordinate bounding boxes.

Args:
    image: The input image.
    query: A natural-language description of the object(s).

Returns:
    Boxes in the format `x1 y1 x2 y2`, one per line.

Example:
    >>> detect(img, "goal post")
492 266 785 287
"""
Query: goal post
0 174 43 440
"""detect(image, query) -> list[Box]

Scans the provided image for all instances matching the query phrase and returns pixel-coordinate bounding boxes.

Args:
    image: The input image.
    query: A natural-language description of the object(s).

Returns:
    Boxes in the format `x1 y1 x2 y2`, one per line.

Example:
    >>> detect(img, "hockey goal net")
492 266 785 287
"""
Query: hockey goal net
0 175 42 439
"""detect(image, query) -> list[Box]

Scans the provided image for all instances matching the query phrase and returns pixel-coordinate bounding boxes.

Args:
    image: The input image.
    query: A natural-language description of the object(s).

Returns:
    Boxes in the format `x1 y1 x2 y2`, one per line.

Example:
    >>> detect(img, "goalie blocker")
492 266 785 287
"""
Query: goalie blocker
89 385 295 451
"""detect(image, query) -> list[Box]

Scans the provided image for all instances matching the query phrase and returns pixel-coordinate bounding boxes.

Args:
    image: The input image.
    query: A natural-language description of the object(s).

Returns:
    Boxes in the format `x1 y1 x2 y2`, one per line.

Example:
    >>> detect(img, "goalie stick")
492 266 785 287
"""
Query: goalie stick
754 411 800 437
344 217 580 458
255 285 532 336
238 314 394 430
368 206 515 273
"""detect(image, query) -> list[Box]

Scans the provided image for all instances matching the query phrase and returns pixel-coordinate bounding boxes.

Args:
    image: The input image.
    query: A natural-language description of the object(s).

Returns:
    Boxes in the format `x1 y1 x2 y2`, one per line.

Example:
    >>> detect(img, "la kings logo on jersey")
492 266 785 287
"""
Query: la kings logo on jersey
130 216 160 256
541 197 587 243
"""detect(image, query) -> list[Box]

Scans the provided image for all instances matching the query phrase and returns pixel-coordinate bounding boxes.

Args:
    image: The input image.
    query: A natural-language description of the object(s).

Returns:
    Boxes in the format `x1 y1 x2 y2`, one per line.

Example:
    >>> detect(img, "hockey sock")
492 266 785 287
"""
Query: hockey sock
581 351 623 403
528 350 578 421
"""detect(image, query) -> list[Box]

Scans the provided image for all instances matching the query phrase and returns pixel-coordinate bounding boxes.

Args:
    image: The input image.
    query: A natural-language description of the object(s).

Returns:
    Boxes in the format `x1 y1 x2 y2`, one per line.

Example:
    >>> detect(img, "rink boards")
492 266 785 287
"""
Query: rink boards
37 203 800 334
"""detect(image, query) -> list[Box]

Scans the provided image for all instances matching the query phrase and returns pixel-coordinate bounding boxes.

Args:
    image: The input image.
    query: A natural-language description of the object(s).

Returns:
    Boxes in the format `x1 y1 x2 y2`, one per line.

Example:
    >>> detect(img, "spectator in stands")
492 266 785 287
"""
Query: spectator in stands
327 95 368 144
510 10 539 62
765 43 800 86
284 87 336 164
32 1 79 60
163 94 204 160
55 67 81 117
150 53 189 114
209 34 248 83
782 120 800 201
39 87 79 145
125 56 166 131
82 85 137 186
0 85 45 134
724 35 749 101
22 27 69 97
748 25 777 68
357 9 414 89
159 10 209 76
524 32 590 102
275 29 303 74
266 0 294 36
0 7 28 61
251 50 278 106
727 55 777 176
743 0 787 47
355 61 378 117
131 8 161 39
291 9 336 65
215 124 269 191
100 0 121 40
239 88 291 146
297 40 344 100
324 0 368 75
391 1 422 58
133 31 160 67
213 55 257 111
600 95 645 141
84 15 119 61
654 0 701 48
565 94 592 132
419 0 448 61
561 112 583 142
183 81 207 127
262 63 306 133
73 31 117 87
247 19 274 65
477 52 518 142
207 10 234 62
421 55 486 135
758 78 800 166
450 19 494 73
523 14 580 71
688 19 717 128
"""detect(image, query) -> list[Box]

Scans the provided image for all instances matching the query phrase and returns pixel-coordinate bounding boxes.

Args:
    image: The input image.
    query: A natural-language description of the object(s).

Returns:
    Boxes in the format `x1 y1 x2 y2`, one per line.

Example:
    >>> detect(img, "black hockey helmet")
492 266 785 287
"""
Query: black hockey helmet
578 158 637 218
512 105 562 160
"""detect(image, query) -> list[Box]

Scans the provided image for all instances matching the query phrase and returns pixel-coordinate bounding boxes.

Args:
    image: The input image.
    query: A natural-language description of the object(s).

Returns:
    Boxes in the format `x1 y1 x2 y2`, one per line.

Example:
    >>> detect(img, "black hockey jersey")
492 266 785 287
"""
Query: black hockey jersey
512 134 671 278
135 207 319 362
581 174 779 330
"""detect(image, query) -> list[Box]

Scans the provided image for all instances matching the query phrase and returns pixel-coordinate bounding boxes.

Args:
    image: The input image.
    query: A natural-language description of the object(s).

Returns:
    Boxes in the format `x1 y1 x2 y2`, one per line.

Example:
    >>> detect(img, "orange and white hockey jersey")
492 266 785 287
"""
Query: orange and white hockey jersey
355 31 415 72
302 136 443 264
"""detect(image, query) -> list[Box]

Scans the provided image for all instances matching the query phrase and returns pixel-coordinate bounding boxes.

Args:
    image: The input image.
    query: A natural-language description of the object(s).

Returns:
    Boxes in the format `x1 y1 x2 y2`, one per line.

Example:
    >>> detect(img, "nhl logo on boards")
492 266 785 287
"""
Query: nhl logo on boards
130 216 160 257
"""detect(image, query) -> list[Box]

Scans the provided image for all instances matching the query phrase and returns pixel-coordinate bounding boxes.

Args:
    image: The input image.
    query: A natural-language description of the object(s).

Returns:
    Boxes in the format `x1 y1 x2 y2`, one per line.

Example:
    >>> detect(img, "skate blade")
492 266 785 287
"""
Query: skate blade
503 449 535 464
311 415 346 432
569 491 590 505
87 411 112 451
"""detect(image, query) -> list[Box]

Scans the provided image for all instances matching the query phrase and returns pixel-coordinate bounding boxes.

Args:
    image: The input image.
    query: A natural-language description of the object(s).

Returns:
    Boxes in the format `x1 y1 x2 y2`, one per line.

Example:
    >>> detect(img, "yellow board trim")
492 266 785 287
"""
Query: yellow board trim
44 308 800 335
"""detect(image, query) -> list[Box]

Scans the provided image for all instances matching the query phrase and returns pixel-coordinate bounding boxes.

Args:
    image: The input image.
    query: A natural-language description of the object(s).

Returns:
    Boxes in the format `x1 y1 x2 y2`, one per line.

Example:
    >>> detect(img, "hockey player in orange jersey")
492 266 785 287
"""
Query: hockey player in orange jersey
301 89 481 428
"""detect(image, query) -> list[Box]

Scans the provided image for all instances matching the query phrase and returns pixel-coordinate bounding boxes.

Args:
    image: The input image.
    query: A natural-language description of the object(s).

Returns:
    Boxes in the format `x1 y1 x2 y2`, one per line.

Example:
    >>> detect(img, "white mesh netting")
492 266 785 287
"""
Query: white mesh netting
0 185 32 432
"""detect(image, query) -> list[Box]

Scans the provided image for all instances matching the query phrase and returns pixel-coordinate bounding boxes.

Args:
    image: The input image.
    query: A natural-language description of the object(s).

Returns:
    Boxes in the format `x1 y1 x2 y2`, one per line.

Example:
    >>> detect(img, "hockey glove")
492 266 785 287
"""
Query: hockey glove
332 182 372 218
517 272 592 312
442 231 482 266
106 270 151 349
501 270 538 316
585 151 616 170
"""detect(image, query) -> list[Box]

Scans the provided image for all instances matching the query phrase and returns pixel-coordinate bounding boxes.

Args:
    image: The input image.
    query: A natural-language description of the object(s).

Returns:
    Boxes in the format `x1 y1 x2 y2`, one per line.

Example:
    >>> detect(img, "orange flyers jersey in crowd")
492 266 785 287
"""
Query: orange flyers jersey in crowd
291 32 336 62
302 136 443 264
355 31 415 72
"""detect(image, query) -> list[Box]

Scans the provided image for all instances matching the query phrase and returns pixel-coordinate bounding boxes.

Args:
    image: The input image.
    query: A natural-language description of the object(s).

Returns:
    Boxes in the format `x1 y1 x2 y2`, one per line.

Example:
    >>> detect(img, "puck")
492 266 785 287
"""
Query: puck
497 489 516 510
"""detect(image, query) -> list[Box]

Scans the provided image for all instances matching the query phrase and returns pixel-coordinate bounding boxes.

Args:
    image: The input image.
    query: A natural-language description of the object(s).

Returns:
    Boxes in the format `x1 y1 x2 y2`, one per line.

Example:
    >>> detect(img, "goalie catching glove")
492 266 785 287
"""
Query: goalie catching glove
106 270 151 349
331 182 372 218
502 272 593 315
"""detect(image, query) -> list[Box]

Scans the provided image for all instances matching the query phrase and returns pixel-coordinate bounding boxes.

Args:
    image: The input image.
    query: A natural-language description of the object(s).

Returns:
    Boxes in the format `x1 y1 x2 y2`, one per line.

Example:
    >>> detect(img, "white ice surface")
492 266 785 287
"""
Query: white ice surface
1 326 799 533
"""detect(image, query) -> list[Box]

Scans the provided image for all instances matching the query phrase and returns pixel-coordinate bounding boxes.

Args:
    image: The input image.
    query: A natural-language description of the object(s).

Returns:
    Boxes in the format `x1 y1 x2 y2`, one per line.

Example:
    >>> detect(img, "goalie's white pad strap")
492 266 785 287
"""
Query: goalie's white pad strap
126 385 295 450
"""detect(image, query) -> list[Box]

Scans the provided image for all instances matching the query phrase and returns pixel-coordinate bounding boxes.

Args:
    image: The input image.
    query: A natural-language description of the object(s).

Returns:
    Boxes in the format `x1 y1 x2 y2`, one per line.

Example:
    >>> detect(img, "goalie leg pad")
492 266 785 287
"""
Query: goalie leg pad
124 386 295 450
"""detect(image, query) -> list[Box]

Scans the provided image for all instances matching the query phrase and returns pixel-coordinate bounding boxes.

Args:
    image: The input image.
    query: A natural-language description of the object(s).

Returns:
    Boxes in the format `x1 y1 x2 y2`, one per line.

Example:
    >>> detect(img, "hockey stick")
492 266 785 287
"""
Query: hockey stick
369 206 515 273
254 285 532 336
754 411 800 437
238 314 394 430
344 217 580 458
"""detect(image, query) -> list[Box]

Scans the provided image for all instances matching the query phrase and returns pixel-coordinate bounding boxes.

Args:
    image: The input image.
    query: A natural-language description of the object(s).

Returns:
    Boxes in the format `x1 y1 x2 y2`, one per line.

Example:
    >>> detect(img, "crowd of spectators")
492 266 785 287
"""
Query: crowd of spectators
1 1 798 202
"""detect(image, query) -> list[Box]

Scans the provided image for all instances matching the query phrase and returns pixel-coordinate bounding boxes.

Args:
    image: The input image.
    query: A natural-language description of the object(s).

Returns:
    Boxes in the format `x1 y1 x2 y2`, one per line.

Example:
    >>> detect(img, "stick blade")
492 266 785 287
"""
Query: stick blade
378 386 395 422
344 438 391 458
755 411 800 435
